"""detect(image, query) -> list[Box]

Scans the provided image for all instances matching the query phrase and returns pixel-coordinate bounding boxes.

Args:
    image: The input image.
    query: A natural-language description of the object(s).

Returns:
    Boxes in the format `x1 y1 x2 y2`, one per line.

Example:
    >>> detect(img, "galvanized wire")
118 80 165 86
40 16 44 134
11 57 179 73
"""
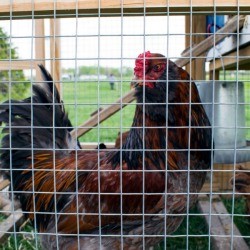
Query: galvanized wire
0 1 249 249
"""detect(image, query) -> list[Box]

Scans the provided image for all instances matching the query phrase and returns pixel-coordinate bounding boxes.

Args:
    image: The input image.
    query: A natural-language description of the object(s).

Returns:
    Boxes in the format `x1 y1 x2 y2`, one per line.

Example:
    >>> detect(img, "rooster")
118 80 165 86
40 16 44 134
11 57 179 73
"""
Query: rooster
0 52 212 249
114 131 129 148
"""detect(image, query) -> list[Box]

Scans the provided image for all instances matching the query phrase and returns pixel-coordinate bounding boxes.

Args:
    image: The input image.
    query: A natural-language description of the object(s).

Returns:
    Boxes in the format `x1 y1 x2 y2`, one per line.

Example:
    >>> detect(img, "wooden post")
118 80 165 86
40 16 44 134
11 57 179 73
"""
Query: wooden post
35 19 45 82
185 15 206 80
50 18 61 92
209 69 219 80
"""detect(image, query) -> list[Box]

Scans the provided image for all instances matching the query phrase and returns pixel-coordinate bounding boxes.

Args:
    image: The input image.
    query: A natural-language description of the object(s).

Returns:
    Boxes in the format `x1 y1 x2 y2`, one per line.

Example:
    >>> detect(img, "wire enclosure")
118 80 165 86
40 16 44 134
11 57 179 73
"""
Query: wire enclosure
0 1 250 249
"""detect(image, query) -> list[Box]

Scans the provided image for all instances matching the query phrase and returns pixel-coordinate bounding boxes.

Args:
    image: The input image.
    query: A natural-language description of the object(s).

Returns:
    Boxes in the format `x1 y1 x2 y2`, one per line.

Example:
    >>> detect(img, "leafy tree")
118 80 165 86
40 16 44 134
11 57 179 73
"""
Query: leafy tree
0 27 28 100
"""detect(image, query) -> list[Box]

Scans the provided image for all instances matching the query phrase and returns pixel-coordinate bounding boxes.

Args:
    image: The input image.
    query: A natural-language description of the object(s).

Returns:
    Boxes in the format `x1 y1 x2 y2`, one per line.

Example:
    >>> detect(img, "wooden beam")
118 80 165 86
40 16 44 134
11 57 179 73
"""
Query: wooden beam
50 19 61 91
35 19 45 82
0 0 250 19
209 45 250 71
0 60 36 70
185 15 206 80
0 20 45 75
71 15 246 140
209 69 220 80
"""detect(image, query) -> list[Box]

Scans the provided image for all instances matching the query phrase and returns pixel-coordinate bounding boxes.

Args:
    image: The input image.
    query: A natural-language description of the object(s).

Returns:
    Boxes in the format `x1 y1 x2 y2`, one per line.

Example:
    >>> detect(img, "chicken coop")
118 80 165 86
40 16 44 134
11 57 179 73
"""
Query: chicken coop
0 0 250 249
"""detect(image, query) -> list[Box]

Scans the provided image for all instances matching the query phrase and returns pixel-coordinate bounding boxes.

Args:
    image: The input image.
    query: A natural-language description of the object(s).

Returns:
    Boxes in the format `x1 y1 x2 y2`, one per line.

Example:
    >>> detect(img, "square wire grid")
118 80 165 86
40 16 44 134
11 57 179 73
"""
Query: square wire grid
0 1 249 250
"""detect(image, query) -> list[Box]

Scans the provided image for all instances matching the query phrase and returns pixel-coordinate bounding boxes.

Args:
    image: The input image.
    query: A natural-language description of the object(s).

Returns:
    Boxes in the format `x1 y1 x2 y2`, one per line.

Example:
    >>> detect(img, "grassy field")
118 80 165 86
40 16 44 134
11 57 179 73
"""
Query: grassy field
222 197 250 247
243 82 250 139
0 222 41 250
0 205 209 250
155 205 210 250
61 77 250 143
1 199 250 250
61 79 135 143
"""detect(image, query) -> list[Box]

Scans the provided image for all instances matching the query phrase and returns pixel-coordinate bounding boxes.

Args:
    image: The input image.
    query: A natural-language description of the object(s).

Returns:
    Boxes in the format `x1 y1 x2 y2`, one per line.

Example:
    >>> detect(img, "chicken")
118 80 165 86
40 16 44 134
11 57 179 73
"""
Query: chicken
114 131 129 148
231 167 250 214
0 52 212 249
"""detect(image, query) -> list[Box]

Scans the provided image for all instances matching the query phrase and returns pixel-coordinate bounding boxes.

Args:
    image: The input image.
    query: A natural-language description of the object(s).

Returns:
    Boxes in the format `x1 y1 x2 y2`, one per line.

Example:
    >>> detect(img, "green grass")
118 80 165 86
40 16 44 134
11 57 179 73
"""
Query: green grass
0 206 208 250
0 221 41 250
61 77 250 143
155 205 210 250
222 197 250 247
3 199 249 250
61 79 135 143
0 214 7 222
244 82 250 140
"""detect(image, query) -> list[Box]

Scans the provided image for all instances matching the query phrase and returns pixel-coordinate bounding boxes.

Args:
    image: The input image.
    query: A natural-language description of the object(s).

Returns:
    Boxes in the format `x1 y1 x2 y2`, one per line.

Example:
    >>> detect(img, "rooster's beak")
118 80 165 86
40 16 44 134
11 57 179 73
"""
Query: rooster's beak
131 77 143 89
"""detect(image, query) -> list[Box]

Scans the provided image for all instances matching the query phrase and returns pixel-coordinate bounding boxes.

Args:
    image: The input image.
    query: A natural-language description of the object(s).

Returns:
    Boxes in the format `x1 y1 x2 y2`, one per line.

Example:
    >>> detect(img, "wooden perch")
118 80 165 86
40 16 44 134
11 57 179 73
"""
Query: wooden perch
90 107 103 117
198 195 249 250
70 15 246 140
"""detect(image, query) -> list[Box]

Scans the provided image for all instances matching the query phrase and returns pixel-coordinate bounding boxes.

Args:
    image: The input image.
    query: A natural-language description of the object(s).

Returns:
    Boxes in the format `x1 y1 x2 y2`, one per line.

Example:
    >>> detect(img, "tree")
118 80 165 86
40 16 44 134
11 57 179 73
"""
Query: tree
0 27 28 99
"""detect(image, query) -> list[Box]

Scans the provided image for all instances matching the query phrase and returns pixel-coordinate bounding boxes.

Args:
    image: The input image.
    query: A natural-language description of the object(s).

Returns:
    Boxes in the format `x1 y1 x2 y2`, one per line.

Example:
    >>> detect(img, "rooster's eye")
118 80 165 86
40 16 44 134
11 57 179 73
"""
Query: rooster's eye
153 64 162 72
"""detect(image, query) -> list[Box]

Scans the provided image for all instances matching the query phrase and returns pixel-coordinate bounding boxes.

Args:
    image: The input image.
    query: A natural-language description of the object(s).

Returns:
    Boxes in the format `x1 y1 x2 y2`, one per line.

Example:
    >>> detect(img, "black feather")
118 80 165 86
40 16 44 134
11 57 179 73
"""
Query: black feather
0 65 80 216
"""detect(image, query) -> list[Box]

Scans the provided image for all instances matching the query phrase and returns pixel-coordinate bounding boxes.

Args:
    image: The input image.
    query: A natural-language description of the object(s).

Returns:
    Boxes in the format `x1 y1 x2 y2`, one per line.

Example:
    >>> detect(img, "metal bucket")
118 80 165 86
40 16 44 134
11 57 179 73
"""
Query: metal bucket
196 81 250 164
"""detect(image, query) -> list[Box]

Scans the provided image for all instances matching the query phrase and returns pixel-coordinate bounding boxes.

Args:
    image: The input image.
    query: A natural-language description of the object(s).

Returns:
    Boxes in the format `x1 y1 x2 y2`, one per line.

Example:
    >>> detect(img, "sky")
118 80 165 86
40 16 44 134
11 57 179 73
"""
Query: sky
0 16 185 72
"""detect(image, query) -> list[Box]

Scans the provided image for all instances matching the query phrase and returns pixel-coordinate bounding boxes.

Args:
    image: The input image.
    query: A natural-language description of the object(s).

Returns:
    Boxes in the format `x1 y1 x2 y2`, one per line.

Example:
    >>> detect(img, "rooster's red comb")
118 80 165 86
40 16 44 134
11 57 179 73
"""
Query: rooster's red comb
134 51 152 78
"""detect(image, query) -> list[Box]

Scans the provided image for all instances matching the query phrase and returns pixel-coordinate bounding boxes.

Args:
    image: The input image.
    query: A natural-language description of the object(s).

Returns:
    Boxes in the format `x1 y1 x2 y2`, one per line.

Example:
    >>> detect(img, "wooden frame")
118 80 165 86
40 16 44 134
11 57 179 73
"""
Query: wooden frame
209 46 250 71
0 0 250 19
185 15 206 80
0 3 249 246
50 19 61 90
208 15 250 79
35 19 45 82
0 61 36 70
0 19 61 88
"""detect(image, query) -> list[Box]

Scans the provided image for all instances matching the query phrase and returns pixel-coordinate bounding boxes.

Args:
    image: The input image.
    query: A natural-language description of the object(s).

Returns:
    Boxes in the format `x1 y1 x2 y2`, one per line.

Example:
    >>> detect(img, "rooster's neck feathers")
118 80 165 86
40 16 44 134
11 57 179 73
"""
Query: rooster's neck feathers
111 104 167 170
111 58 212 171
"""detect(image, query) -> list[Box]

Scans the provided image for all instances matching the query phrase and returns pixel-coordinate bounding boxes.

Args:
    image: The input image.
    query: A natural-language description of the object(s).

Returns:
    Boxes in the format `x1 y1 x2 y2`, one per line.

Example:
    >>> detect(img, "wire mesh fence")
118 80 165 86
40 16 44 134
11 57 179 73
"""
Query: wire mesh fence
0 1 250 250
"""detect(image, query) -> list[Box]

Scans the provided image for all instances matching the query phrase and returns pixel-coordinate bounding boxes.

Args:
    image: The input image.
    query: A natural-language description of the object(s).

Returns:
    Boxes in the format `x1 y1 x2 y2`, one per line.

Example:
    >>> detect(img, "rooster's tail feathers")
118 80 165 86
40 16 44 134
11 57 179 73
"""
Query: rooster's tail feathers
38 64 61 106
0 65 76 187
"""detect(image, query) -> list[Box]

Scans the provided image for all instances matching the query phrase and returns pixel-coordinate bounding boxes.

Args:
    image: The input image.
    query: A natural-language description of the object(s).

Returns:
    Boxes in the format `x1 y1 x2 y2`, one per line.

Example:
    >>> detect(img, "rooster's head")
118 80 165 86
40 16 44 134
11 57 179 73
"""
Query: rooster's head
133 51 168 89
132 51 203 124
132 51 182 121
